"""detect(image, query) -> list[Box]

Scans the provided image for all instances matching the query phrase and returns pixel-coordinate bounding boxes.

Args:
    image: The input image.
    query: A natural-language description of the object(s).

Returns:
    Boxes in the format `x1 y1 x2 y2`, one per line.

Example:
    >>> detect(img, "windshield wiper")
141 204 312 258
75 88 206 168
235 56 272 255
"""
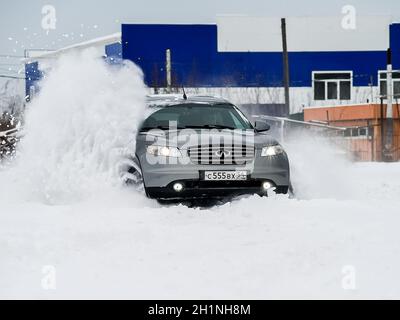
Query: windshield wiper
184 125 236 130
140 125 186 132
140 124 237 132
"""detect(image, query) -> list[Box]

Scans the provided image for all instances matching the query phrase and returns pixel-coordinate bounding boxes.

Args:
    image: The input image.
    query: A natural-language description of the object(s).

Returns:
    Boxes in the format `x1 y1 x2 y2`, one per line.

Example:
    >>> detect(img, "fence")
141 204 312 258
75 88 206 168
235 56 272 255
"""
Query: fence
253 115 379 161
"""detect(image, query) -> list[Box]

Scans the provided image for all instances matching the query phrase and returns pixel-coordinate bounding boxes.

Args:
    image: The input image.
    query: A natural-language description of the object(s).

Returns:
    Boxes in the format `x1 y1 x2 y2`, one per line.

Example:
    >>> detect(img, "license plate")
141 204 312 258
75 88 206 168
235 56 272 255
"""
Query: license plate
203 171 247 181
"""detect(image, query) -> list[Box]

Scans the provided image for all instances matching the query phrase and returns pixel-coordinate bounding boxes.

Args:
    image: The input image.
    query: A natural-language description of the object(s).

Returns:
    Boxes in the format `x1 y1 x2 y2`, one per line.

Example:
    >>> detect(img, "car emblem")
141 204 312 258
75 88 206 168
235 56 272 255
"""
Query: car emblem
215 149 231 157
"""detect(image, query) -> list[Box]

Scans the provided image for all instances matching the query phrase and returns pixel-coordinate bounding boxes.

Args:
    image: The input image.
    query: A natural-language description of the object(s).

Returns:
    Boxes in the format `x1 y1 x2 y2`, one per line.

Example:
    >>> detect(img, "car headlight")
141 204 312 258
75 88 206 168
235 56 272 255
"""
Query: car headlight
261 145 284 157
147 145 182 158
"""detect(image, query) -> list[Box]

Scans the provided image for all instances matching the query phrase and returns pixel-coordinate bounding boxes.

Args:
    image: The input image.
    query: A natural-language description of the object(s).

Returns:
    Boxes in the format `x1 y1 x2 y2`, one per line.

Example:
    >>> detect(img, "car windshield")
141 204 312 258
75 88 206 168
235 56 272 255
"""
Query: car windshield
140 103 253 131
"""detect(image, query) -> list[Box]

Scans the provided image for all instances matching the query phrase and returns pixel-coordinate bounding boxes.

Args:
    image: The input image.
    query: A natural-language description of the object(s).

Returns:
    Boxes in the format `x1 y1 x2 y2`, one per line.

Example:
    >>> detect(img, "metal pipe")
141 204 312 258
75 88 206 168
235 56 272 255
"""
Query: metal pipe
166 49 172 93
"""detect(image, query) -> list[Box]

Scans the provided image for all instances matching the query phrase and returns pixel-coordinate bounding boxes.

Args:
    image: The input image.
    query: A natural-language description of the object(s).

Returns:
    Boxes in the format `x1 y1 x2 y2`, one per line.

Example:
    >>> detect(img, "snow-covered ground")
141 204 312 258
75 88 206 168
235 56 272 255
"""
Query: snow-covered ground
2 162 400 299
1 50 400 299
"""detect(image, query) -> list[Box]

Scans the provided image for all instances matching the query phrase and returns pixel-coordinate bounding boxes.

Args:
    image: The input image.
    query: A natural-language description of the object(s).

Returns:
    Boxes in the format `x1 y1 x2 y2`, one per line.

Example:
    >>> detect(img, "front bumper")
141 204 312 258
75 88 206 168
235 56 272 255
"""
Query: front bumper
146 179 289 200
139 152 290 200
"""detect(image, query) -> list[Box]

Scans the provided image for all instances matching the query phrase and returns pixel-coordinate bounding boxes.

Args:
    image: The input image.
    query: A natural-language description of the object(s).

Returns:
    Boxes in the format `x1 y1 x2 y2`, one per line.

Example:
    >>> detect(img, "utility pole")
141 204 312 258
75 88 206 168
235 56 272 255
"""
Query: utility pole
281 18 290 116
369 75 374 103
383 48 394 161
166 49 172 93
387 49 393 119
380 97 385 161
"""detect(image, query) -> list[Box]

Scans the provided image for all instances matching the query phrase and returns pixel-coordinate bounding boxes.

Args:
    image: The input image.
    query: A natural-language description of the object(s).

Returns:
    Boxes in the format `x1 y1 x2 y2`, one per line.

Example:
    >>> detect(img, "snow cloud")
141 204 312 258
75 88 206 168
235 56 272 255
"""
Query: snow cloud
0 48 147 204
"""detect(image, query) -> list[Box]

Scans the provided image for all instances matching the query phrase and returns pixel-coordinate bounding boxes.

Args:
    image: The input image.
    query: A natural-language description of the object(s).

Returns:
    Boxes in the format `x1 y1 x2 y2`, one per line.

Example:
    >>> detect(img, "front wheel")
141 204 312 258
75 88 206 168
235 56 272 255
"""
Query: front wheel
119 157 144 191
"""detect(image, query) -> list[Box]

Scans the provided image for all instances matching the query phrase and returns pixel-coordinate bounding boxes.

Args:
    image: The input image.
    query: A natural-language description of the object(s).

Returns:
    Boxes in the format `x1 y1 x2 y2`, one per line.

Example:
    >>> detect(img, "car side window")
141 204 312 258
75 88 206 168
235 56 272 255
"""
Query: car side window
229 112 246 129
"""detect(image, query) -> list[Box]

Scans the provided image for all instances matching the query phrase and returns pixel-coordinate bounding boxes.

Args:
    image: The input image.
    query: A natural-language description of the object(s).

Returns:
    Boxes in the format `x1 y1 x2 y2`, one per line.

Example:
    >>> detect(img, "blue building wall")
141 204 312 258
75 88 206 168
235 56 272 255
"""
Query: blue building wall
25 23 400 98
390 23 400 68
122 23 399 88
105 42 123 64
25 62 42 100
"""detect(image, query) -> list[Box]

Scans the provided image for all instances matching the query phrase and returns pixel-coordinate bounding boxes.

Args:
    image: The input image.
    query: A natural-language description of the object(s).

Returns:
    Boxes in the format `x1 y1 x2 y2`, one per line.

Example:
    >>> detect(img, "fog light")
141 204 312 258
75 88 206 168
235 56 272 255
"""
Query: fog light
262 181 273 191
173 183 184 192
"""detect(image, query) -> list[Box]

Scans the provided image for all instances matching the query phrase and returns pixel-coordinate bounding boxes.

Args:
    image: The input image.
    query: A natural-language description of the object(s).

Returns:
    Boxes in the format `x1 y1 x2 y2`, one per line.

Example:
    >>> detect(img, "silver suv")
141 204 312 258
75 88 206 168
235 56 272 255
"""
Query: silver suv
124 95 291 200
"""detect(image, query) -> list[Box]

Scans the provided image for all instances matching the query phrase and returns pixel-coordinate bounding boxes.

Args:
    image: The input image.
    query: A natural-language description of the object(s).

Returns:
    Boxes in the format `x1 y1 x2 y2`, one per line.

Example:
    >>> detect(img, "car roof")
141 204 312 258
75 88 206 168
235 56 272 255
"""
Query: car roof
146 94 231 107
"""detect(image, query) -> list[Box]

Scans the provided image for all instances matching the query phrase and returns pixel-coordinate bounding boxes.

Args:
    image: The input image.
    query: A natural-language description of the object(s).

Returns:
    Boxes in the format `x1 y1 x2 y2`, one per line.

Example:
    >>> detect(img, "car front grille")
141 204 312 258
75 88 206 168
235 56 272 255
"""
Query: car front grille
187 144 255 165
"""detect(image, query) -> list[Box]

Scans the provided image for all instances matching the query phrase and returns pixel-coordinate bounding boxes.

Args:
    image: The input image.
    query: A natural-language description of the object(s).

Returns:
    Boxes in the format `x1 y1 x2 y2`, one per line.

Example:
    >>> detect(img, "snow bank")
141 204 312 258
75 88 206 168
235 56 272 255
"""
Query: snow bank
0 48 147 204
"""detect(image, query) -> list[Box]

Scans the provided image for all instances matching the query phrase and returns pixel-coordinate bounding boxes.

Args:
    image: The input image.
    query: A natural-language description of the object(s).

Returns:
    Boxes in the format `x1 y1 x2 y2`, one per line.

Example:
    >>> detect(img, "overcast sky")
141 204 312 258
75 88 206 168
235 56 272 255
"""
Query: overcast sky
1 0 400 78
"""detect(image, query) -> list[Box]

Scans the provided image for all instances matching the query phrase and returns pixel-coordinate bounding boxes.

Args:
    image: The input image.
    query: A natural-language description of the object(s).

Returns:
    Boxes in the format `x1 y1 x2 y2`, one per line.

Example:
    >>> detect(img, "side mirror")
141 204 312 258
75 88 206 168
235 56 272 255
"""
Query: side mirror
254 120 270 132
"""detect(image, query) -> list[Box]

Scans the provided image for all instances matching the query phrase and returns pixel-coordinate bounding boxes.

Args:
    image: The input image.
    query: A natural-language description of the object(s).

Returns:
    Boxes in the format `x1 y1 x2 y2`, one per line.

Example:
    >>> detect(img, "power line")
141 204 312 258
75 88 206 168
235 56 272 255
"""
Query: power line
0 75 27 80
0 66 21 70
0 74 41 81
0 54 25 58
0 67 17 71
0 70 21 75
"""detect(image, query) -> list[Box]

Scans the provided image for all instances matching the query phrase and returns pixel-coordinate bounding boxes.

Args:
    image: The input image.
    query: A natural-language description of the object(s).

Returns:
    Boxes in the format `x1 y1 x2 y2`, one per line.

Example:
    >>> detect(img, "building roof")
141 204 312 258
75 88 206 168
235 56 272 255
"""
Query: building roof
23 33 121 63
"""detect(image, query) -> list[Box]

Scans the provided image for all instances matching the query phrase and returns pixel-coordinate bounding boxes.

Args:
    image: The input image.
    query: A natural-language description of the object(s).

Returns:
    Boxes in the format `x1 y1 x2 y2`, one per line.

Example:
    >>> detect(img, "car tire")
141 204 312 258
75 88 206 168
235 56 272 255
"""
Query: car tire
119 156 144 188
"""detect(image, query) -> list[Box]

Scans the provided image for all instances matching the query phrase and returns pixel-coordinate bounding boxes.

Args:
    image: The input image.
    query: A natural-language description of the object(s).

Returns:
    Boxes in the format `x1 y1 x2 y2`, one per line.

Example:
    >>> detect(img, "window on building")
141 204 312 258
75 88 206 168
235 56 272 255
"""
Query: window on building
351 128 359 136
344 129 352 137
344 126 371 138
313 72 352 101
359 127 367 136
379 70 400 99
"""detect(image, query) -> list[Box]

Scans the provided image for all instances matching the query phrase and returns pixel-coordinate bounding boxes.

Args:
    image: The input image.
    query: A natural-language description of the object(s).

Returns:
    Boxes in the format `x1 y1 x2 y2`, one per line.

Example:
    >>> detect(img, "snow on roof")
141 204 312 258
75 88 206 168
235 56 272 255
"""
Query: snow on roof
23 33 121 63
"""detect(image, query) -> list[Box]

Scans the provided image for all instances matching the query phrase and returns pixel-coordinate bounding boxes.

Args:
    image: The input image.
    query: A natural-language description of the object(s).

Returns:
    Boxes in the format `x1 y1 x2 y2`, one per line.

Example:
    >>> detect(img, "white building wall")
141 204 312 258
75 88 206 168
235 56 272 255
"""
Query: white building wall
217 15 392 52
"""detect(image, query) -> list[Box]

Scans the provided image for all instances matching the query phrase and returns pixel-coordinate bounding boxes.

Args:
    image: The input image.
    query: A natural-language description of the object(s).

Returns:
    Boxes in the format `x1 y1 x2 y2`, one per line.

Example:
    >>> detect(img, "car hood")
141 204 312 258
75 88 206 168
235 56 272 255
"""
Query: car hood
137 129 279 149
